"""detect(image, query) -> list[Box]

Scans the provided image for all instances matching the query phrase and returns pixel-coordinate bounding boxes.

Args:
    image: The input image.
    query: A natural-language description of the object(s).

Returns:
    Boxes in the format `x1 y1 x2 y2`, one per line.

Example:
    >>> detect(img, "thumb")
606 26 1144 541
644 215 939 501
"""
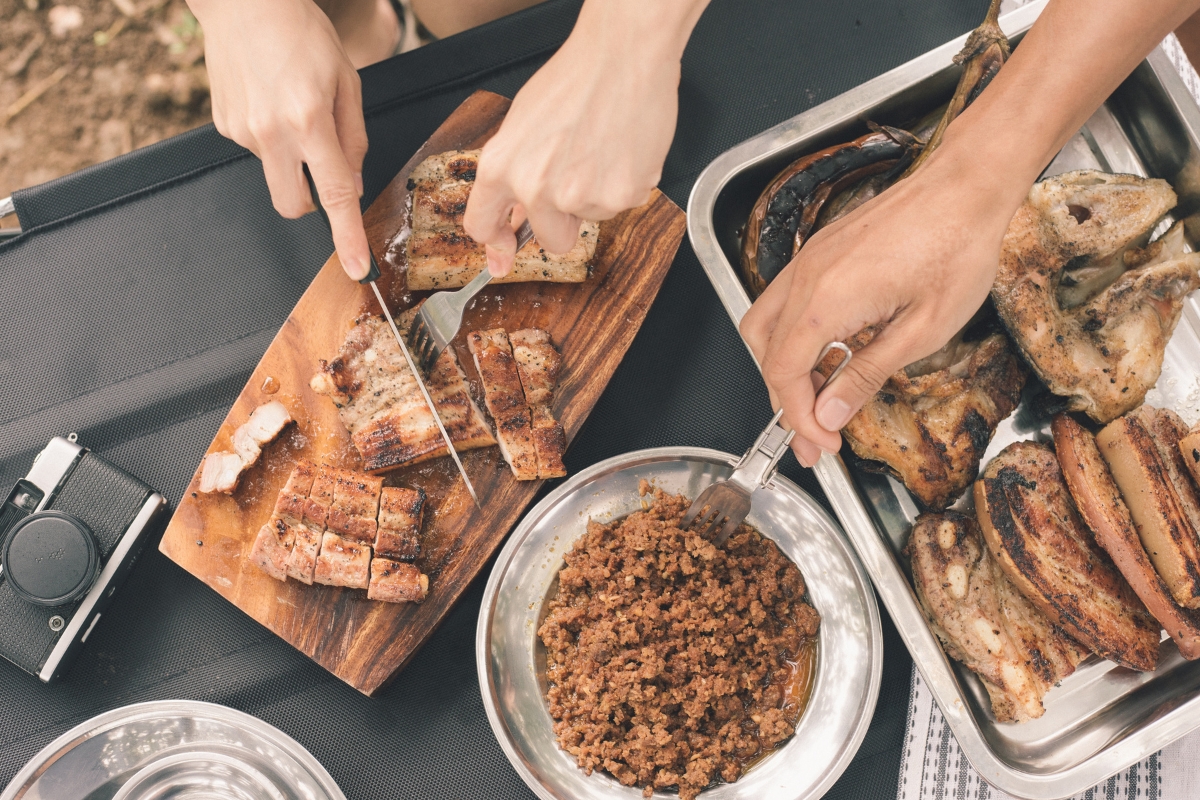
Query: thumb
814 327 913 433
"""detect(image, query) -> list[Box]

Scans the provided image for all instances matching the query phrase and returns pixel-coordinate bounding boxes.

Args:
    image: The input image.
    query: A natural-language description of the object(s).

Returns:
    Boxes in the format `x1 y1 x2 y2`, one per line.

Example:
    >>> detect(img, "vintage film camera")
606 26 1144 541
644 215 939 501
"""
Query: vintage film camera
0 437 165 681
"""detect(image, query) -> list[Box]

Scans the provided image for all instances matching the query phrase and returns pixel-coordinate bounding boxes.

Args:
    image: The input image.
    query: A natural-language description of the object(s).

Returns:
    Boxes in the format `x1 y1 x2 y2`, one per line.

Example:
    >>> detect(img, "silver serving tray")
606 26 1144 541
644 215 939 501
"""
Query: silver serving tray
476 447 881 800
687 2 1200 797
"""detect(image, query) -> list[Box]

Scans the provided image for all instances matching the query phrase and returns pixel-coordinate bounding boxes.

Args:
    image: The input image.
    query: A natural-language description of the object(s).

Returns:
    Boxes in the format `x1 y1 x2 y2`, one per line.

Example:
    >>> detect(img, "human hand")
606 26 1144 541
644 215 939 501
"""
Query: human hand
739 143 1026 467
463 0 705 275
190 0 372 279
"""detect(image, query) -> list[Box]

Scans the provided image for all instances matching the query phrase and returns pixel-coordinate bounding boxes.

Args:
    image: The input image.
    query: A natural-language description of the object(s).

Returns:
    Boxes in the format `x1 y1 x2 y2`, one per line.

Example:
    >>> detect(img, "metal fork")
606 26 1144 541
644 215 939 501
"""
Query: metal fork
682 341 853 545
407 220 535 376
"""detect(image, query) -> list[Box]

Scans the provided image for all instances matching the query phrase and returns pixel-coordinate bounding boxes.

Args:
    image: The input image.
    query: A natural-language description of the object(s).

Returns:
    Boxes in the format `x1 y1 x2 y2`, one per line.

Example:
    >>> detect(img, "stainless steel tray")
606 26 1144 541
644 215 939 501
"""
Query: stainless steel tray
476 447 882 800
687 2 1200 797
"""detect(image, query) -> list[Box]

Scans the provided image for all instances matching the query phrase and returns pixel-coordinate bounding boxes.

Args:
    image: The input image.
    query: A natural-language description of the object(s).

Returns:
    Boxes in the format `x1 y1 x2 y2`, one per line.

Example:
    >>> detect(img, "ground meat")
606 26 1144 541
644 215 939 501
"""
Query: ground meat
538 490 820 800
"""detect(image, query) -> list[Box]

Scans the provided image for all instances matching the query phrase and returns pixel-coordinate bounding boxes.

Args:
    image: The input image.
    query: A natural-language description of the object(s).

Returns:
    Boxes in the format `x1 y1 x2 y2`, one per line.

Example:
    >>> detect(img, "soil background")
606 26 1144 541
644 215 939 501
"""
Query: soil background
0 0 211 215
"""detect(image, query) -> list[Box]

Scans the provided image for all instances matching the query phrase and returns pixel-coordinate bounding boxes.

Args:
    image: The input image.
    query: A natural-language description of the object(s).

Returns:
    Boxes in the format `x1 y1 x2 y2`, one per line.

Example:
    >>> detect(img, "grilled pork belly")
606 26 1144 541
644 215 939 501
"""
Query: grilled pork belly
975 441 1159 670
375 486 425 560
326 469 382 544
511 328 567 479
468 328 539 481
199 400 294 493
367 558 429 603
1096 406 1200 610
1055 413 1200 657
992 171 1200 423
303 468 336 529
843 332 1025 509
907 511 1085 722
313 531 371 589
311 313 495 473
406 150 598 290
285 524 322 585
249 516 296 582
1182 421 1200 489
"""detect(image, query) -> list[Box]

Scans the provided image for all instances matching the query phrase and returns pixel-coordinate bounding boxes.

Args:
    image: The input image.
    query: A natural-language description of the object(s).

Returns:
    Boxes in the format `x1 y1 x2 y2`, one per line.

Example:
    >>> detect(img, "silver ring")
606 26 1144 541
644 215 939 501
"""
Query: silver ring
817 341 853 391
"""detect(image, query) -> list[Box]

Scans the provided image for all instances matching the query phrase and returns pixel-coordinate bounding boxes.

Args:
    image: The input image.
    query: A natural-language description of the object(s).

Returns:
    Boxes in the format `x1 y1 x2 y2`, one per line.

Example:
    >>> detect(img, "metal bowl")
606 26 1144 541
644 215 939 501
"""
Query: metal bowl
1 700 345 800
476 447 882 800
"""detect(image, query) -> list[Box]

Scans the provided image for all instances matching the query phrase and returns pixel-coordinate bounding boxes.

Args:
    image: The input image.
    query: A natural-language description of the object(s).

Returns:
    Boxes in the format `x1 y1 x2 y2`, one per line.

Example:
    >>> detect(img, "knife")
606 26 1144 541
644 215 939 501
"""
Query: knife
303 168 480 508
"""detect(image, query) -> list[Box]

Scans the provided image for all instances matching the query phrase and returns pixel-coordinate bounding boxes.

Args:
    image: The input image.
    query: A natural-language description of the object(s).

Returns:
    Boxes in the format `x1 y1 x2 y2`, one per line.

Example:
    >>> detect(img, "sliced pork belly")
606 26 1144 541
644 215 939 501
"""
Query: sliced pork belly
975 441 1159 670
468 328 539 480
511 328 567 479
368 558 429 603
1182 422 1200 489
908 511 1085 722
326 469 382 544
273 459 316 523
1054 413 1200 657
313 532 371 589
311 313 495 473
284 524 322 585
249 517 297 582
376 487 425 560
303 468 336 529
198 401 294 493
199 451 243 494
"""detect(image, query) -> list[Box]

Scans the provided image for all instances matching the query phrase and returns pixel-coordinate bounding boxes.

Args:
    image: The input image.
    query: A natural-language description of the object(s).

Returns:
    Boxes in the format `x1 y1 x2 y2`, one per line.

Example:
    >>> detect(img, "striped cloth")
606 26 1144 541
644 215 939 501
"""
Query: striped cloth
897 18 1200 800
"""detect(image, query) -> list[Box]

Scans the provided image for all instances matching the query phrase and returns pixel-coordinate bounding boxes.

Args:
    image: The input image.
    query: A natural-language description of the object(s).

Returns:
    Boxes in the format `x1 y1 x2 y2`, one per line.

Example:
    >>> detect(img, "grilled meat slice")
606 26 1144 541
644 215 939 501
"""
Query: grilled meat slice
311 314 495 473
273 459 316 523
468 328 539 480
284 523 322 585
303 468 336 529
313 532 371 589
375 486 425 560
843 332 1025 509
511 328 567 479
326 469 382 544
1096 406 1200 609
199 401 293 494
368 558 429 603
908 511 1084 722
198 451 243 494
249 516 297 582
1055 413 1200 657
975 441 1159 670
1181 421 1200 489
406 150 598 290
992 171 1200 423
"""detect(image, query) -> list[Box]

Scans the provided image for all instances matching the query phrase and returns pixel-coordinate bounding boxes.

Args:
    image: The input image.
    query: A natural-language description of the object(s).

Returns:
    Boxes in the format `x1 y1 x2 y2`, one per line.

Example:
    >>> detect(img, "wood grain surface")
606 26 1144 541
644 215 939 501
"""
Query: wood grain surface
159 90 686 695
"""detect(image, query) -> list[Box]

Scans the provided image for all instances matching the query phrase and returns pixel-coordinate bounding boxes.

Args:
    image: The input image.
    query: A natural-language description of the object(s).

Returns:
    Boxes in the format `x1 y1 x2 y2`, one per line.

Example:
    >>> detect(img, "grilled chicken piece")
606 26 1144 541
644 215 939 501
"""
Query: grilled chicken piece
1055 413 1200 657
406 150 598 290
368 558 429 603
375 486 425 560
326 469 382 544
249 516 297 582
843 332 1025 509
199 401 294 493
468 329 539 480
1096 406 1200 610
975 441 1159 670
1181 422 1200 489
511 328 568 479
311 314 495 473
908 511 1085 722
313 532 371 589
993 171 1200 423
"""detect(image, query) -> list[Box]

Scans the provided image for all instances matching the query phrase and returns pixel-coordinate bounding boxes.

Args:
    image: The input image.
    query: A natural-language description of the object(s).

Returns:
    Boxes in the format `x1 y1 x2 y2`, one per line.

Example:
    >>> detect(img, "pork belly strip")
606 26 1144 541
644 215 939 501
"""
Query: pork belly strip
303 468 336 529
313 532 370 589
907 511 1084 722
1183 423 1200 489
284 523 321 585
199 401 293 494
325 468 382 543
1096 407 1200 610
511 328 568 479
468 329 539 481
368 558 429 603
974 441 1159 670
1054 413 1200 658
249 516 296 582
376 486 425 560
273 459 317 524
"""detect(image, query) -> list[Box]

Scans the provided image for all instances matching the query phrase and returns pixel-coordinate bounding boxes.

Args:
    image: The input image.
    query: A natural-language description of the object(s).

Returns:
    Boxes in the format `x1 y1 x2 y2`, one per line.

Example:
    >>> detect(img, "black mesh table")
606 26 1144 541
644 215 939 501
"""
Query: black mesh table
0 1 991 797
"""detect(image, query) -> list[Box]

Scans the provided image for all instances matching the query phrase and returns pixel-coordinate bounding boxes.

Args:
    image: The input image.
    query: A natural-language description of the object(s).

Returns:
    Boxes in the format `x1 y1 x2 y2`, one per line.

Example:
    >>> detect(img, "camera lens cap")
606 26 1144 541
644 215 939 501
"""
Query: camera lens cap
2 511 100 607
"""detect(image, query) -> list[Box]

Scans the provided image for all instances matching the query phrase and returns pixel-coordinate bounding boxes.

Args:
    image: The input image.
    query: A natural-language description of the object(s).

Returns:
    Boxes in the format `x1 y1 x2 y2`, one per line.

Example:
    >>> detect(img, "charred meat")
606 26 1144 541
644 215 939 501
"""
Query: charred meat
468 328 539 480
992 171 1200 423
367 558 429 603
907 511 1085 722
1179 420 1200 490
511 328 568 479
375 486 425 561
974 441 1159 670
313 531 371 589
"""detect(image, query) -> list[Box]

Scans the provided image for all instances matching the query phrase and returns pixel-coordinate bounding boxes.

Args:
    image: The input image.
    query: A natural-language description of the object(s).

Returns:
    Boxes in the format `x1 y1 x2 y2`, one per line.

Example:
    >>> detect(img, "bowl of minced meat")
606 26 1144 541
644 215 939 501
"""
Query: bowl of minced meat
537 487 820 800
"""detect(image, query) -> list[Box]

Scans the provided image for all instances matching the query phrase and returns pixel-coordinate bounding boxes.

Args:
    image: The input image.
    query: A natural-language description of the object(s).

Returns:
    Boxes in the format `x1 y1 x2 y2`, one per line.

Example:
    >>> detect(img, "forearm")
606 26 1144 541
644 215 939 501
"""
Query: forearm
940 0 1200 205
569 0 711 63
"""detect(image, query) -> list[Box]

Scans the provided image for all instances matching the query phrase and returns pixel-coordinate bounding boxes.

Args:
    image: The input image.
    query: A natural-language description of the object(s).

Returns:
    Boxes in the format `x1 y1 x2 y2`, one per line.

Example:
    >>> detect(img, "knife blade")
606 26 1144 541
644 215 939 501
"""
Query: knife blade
303 168 481 508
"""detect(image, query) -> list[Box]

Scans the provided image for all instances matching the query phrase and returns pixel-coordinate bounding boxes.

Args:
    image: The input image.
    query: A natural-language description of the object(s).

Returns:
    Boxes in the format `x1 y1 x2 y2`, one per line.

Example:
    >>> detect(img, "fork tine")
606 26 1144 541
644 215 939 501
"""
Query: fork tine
681 495 708 529
713 515 744 547
699 513 726 543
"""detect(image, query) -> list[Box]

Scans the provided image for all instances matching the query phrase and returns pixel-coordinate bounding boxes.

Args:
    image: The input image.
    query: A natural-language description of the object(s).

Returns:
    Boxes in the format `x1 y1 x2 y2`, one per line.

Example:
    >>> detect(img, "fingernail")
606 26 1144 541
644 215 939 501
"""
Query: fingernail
349 255 368 280
354 172 364 197
817 397 853 432
486 250 502 276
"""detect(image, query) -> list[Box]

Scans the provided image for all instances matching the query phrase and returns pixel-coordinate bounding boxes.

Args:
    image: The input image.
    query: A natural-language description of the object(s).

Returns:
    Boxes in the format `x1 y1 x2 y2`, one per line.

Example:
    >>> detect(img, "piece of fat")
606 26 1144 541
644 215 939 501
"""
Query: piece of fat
1097 408 1200 610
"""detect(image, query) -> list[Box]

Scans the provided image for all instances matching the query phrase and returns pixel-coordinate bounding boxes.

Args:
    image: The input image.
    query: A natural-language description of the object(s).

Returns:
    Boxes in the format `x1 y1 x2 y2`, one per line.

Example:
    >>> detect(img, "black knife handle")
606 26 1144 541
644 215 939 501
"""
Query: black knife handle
302 165 381 284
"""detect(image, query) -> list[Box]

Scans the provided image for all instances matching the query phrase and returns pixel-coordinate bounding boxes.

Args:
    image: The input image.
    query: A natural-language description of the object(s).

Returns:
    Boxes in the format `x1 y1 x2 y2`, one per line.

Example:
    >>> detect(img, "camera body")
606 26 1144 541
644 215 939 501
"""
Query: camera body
0 437 165 682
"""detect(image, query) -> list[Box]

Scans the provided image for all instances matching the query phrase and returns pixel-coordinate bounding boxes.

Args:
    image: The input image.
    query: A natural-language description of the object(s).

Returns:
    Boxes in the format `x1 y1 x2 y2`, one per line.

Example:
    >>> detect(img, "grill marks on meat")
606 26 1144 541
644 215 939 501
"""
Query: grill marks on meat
1181 421 1200 489
468 329 539 480
311 313 495 473
1054 413 1200 658
199 400 293 493
843 332 1025 509
974 441 1159 670
512 328 567 478
993 170 1200 423
1096 406 1200 610
248 461 428 602
406 150 598 290
907 511 1084 722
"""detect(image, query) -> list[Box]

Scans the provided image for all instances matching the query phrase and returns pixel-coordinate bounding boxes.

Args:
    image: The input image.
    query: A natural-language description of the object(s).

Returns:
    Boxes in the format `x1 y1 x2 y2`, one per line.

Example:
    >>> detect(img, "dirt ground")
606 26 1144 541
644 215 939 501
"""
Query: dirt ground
0 0 211 209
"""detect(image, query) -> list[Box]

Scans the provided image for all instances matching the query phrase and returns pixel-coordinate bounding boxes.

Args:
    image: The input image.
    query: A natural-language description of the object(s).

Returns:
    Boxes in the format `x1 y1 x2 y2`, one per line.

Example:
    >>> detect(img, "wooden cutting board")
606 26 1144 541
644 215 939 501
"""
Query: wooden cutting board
159 90 685 695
